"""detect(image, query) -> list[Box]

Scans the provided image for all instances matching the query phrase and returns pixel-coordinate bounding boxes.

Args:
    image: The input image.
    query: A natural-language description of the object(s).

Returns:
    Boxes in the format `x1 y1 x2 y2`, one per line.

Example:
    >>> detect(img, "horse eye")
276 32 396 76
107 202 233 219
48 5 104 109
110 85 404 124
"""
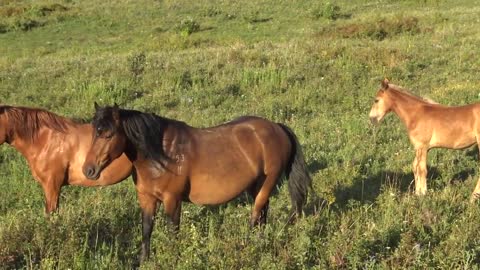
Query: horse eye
374 99 379 103
95 126 103 136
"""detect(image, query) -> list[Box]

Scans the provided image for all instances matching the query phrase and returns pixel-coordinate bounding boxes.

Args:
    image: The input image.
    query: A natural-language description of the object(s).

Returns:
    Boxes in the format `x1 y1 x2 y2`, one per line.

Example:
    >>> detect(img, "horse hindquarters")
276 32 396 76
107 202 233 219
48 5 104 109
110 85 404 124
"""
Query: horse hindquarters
247 121 295 226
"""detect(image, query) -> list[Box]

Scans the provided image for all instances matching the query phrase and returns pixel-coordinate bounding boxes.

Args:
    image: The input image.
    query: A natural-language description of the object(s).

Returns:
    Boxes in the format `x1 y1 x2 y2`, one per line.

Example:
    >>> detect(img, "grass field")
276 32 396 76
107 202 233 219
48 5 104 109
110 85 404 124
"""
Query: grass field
2 0 480 268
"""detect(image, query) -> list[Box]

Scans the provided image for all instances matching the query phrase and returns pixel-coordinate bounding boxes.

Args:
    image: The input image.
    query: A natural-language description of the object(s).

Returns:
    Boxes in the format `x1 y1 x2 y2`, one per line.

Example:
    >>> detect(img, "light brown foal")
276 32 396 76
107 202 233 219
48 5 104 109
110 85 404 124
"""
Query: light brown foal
0 105 132 214
369 79 480 201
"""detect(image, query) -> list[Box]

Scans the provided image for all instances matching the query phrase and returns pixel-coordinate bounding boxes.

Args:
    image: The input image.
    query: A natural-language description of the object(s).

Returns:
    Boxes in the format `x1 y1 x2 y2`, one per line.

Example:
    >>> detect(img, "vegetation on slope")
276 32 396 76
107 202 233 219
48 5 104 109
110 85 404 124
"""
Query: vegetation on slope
1 0 480 268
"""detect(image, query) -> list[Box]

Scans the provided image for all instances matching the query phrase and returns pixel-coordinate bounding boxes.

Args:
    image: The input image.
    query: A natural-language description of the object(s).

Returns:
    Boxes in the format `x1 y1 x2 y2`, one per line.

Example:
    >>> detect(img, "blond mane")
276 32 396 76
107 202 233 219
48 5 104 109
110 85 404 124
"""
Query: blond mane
387 83 439 105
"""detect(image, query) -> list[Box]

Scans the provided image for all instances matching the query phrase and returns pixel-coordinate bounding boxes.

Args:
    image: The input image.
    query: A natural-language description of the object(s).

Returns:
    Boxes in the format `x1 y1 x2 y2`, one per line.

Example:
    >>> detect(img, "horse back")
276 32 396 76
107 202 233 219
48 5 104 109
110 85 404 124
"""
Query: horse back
416 103 480 148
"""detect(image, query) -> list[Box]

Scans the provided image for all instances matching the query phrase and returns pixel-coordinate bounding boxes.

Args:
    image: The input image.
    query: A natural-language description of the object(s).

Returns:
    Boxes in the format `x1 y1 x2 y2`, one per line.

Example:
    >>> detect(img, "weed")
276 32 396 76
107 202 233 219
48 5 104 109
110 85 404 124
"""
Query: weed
128 52 146 85
176 18 200 37
311 2 343 20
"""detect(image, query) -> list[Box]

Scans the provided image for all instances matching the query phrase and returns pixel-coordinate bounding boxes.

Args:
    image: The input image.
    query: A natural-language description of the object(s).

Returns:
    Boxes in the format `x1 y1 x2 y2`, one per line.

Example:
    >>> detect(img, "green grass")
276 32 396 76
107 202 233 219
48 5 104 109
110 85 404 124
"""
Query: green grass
2 0 480 268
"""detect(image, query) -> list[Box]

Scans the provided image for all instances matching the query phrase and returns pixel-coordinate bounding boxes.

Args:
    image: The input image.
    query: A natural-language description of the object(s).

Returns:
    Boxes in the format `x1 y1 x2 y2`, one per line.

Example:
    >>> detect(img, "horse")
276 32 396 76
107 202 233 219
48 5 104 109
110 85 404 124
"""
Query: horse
0 105 132 214
369 79 480 201
82 103 312 261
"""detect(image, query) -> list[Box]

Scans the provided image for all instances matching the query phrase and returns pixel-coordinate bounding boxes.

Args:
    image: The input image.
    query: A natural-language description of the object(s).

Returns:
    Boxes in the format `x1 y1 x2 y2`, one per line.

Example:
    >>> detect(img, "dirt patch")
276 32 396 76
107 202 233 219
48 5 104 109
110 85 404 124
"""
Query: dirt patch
0 3 69 33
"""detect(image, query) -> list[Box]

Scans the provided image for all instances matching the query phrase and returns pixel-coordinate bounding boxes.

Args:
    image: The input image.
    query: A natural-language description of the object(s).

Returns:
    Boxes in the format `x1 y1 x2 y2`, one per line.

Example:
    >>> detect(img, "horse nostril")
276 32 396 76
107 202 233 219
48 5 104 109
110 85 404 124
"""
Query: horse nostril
84 166 97 179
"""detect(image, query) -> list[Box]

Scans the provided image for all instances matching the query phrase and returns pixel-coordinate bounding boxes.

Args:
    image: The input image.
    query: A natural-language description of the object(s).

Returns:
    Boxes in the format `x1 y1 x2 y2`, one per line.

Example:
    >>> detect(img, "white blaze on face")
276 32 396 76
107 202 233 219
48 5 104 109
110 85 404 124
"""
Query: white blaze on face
369 96 387 124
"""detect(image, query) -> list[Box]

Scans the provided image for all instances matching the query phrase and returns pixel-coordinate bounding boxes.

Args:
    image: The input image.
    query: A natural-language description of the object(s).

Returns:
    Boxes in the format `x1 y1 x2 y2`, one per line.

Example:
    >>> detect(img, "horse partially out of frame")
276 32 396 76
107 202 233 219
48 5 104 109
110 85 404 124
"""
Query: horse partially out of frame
0 105 132 214
369 79 480 201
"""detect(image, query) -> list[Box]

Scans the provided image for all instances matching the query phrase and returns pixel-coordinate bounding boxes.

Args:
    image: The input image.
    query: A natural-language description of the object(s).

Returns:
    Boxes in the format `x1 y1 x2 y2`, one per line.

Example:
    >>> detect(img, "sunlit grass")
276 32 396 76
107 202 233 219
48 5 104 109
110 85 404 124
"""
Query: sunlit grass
2 0 480 268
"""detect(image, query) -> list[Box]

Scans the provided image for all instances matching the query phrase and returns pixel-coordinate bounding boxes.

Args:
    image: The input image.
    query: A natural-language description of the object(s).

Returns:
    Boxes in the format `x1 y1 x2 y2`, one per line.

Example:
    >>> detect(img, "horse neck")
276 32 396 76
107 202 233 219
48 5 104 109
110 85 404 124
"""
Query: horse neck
120 112 171 163
3 107 74 154
0 113 10 145
0 112 30 155
388 89 426 129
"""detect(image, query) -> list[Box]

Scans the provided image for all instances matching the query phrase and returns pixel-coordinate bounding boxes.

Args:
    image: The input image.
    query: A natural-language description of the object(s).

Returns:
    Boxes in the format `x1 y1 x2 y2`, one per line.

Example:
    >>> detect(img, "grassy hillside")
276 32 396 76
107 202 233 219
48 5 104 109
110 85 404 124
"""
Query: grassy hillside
2 0 480 268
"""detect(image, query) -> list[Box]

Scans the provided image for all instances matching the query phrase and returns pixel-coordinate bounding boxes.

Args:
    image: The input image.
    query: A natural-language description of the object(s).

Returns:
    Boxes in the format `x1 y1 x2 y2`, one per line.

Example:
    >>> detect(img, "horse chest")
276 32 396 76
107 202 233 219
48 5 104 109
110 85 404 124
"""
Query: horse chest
134 165 187 198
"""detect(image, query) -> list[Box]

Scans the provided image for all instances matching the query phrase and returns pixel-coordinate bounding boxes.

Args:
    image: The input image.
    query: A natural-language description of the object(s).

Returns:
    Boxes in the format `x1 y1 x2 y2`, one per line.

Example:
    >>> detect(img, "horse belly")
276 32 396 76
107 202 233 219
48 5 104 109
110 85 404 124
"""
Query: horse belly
430 127 476 149
188 175 255 205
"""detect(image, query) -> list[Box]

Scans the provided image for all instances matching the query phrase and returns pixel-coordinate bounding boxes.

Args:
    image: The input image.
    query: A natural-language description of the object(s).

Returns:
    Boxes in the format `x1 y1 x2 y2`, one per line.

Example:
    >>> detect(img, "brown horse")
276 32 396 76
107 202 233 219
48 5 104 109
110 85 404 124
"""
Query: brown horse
369 79 480 200
82 103 312 261
0 105 132 214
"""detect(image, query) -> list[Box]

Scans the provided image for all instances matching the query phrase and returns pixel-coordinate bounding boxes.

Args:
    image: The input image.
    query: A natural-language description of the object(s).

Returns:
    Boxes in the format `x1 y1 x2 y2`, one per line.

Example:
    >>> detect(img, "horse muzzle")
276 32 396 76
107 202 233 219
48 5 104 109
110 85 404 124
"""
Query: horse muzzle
83 164 101 180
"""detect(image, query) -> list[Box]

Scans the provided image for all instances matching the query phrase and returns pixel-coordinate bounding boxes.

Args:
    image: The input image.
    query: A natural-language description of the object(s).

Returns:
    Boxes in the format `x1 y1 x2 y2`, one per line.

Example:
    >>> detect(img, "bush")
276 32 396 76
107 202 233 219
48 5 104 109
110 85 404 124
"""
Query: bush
312 2 342 20
176 18 200 37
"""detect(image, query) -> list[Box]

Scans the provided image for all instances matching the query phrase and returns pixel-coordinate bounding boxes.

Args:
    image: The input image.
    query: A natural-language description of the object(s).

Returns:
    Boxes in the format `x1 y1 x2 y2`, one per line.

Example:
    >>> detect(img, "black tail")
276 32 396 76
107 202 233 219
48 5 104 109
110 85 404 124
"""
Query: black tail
278 123 312 217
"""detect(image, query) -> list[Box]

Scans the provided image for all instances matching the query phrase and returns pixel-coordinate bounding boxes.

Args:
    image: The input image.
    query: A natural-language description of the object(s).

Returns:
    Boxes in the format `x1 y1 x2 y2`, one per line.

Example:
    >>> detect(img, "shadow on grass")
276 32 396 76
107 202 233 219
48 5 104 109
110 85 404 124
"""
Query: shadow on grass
248 17 273 24
308 158 328 175
84 215 139 266
197 26 215 33
332 160 478 212
332 167 442 210
450 146 478 184
451 167 476 184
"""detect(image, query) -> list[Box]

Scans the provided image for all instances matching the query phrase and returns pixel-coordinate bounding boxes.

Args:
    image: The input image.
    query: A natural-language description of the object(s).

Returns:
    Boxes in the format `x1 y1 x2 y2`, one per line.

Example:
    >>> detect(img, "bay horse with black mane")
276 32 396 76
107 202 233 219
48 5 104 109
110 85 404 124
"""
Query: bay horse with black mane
82 103 312 262
0 105 132 214
369 79 480 201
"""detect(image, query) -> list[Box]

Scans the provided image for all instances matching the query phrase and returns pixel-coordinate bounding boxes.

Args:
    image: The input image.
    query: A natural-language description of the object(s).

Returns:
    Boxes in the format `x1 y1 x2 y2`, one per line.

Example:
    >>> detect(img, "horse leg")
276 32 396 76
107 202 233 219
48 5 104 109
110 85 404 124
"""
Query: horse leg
412 154 418 193
470 178 480 202
413 147 428 195
470 139 480 202
138 193 158 263
248 176 269 226
40 179 62 215
257 200 269 225
249 173 278 227
163 195 182 231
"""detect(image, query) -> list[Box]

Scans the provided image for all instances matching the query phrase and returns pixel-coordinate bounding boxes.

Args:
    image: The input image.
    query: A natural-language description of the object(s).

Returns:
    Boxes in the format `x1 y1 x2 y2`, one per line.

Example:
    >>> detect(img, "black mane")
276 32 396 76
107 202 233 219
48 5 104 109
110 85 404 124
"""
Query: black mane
93 106 172 164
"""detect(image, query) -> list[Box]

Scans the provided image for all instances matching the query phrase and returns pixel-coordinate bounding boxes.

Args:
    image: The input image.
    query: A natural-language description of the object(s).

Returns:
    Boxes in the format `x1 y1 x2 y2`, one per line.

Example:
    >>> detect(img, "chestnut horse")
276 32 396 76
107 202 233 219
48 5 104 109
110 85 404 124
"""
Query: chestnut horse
0 105 132 214
369 79 480 201
82 103 312 261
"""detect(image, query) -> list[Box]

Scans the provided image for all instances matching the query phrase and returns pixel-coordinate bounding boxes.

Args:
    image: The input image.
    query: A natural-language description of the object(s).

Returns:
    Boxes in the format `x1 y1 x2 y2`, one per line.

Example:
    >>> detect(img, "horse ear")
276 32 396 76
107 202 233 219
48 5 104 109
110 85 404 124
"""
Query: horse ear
381 78 390 90
112 103 120 122
94 102 100 110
